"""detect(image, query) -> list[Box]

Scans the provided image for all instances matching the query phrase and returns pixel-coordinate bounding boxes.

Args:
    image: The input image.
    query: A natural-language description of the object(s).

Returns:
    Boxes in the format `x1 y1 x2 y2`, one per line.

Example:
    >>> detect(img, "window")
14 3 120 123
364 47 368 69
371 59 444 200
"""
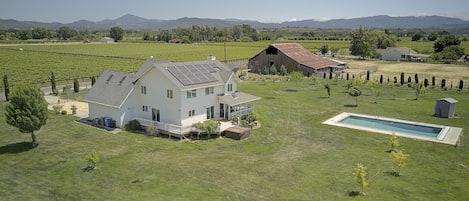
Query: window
141 86 147 95
186 89 197 99
142 105 148 112
227 84 233 92
188 109 195 117
205 87 214 95
167 89 173 99
401 55 406 59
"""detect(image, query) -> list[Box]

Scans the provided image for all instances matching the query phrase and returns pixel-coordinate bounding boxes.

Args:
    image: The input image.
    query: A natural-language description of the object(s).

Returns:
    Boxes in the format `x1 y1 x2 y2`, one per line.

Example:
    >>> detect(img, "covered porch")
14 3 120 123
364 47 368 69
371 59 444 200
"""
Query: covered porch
217 92 261 120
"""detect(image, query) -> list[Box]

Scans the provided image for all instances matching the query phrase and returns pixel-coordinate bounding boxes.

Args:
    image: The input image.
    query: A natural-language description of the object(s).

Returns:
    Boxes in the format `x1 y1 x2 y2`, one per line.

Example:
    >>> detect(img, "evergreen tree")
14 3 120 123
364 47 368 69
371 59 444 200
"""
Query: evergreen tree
5 84 48 147
50 72 57 95
269 64 277 75
73 78 79 93
279 65 287 76
3 75 9 101
91 76 96 86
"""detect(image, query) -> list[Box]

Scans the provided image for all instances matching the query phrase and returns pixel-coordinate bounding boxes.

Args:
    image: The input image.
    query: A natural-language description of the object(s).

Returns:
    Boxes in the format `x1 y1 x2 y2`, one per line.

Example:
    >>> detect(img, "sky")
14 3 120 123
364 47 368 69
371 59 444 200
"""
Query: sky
1 0 468 23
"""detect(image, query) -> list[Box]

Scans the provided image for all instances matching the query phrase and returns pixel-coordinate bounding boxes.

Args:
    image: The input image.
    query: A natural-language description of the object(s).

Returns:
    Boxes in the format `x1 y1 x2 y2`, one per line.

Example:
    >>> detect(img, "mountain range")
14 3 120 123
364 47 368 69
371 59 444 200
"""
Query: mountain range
1 14 469 30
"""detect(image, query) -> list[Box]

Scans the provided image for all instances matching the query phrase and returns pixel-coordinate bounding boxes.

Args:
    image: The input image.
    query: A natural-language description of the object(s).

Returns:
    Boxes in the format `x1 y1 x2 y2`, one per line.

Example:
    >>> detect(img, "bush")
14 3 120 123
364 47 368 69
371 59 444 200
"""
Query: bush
52 104 63 114
247 111 259 123
125 120 141 132
61 110 67 115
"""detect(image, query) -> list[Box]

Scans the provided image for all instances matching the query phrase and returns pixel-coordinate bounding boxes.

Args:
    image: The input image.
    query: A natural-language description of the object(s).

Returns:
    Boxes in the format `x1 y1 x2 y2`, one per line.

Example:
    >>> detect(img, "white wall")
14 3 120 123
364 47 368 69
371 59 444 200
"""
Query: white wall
381 50 403 61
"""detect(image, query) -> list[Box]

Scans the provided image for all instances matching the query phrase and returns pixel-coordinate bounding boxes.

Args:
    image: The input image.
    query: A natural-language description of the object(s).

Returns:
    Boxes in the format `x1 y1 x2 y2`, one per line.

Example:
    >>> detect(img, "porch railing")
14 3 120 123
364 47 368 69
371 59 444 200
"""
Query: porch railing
134 118 193 135
229 108 254 120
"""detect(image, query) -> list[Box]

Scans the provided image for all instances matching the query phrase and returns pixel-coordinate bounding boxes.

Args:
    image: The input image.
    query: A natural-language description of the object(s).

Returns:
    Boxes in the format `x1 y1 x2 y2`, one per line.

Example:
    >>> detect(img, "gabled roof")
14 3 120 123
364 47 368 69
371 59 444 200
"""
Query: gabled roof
83 70 137 108
266 43 344 69
84 59 239 108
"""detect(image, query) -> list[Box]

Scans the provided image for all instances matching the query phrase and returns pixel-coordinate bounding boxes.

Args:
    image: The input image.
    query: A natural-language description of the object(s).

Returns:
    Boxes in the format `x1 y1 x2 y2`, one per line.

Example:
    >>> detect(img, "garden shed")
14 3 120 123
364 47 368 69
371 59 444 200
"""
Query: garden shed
434 98 458 118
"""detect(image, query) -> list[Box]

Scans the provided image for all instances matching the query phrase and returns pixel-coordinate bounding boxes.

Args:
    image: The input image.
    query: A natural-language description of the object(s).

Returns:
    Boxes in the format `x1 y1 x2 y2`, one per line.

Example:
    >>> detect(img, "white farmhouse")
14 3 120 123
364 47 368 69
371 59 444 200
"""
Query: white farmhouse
83 58 260 138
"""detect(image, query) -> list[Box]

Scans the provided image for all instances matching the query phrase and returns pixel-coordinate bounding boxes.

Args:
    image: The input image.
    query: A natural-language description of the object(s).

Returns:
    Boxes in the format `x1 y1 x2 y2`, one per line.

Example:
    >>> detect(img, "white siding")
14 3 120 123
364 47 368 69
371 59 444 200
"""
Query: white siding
138 67 182 125
381 50 403 61
88 103 124 127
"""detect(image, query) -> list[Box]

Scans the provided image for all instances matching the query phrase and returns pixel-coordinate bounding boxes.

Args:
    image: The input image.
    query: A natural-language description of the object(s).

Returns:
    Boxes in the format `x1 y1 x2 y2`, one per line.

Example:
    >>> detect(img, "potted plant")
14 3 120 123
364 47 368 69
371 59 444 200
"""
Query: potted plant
71 104 77 115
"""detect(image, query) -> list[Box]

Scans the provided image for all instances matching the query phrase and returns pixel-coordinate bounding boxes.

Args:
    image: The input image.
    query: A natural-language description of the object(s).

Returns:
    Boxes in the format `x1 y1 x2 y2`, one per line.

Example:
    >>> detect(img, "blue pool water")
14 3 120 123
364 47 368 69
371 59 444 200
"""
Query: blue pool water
339 115 442 138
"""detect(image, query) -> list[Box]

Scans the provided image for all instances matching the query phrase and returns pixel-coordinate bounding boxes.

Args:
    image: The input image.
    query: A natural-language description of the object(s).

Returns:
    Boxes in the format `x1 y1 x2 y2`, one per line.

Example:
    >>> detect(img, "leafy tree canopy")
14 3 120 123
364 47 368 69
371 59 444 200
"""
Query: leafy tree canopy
5 84 48 147
110 26 124 41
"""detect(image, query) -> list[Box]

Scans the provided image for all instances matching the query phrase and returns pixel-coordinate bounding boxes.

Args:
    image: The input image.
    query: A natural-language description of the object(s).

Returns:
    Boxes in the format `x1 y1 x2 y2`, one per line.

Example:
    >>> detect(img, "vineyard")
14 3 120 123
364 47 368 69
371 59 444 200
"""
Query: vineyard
1 39 468 89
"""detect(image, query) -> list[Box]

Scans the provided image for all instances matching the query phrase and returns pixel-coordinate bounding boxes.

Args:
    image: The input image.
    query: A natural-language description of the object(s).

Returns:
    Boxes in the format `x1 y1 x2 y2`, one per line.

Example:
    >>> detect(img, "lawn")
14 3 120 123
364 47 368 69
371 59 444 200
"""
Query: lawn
1 78 468 200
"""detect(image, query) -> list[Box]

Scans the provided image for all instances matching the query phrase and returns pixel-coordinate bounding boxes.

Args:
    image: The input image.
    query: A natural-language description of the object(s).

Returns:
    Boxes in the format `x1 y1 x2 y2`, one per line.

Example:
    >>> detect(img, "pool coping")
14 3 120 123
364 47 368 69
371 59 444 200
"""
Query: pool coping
322 112 462 146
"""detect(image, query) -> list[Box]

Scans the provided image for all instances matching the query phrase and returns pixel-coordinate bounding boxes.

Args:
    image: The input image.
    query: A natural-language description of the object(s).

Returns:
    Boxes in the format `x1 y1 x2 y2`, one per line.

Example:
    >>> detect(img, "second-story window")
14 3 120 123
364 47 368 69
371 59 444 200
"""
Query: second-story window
167 89 173 99
227 84 233 92
141 86 147 95
205 87 214 95
187 89 197 99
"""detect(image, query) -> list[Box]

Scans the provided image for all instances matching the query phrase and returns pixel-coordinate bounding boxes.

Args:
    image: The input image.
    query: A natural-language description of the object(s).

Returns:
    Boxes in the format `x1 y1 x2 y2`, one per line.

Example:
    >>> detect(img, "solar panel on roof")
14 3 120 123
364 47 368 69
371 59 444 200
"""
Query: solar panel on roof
167 63 219 86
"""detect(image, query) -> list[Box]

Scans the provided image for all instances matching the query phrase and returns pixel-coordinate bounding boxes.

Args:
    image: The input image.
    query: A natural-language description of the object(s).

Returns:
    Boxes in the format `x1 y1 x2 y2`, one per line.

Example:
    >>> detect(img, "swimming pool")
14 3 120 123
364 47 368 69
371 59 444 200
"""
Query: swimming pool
322 112 462 145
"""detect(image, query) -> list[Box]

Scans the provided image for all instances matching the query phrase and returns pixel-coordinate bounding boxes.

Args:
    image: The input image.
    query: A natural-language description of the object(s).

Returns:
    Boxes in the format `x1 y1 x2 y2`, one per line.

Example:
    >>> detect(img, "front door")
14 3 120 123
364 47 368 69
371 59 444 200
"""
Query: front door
152 108 160 122
207 106 214 119
219 103 224 118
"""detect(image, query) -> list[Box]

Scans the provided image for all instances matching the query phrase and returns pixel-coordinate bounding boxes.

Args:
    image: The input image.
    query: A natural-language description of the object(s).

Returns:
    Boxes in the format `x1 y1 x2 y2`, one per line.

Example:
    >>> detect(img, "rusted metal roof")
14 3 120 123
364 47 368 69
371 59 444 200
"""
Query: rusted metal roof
271 43 343 69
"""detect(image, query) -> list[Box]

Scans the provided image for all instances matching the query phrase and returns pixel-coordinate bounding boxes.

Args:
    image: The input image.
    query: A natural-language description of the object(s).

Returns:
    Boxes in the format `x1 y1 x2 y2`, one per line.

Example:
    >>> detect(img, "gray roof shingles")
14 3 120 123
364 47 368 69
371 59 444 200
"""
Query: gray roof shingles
84 59 238 108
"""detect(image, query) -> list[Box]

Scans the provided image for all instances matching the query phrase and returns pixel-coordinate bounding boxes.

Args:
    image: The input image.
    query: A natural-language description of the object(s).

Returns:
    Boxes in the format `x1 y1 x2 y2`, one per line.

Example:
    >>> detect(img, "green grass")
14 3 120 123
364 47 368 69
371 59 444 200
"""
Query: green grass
1 79 468 200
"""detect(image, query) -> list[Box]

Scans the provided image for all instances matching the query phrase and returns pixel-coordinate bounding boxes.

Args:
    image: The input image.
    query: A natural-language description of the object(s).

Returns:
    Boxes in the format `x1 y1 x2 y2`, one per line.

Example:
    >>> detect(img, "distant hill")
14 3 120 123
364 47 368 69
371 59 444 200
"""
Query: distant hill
1 14 468 30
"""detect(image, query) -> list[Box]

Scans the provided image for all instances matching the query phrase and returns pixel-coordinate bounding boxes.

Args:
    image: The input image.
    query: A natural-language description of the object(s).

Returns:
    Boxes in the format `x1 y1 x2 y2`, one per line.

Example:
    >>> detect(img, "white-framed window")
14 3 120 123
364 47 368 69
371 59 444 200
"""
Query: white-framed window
188 109 195 117
205 87 214 95
167 89 173 99
186 89 197 99
142 105 149 112
227 84 233 92
141 86 147 94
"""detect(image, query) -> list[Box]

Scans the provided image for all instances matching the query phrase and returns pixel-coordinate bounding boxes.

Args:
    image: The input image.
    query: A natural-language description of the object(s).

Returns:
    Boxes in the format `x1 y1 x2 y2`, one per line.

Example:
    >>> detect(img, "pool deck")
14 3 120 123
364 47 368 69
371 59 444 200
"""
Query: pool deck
322 112 463 146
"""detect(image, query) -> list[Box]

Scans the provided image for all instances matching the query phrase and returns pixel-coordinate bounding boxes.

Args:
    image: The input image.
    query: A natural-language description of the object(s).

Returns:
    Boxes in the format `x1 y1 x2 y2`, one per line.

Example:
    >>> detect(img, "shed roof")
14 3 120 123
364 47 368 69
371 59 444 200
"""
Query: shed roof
269 43 344 69
438 97 458 103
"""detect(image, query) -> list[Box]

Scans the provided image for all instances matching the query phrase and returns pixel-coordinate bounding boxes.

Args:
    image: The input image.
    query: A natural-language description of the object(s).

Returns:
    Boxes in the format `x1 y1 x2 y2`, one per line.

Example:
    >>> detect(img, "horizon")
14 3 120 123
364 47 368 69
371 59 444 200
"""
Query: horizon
1 0 469 24
2 13 469 24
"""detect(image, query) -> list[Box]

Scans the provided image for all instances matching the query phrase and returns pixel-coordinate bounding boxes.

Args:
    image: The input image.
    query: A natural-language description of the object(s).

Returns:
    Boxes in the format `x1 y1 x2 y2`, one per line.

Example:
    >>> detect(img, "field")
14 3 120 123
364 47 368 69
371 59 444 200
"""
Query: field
343 59 469 87
1 78 468 200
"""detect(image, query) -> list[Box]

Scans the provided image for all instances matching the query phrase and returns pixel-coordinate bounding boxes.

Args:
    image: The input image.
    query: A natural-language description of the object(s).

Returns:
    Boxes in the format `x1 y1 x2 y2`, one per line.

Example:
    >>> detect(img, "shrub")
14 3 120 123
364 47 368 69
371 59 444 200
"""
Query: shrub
52 104 63 114
61 110 67 115
71 104 77 114
146 122 159 136
125 120 141 132
247 111 259 123
84 150 100 171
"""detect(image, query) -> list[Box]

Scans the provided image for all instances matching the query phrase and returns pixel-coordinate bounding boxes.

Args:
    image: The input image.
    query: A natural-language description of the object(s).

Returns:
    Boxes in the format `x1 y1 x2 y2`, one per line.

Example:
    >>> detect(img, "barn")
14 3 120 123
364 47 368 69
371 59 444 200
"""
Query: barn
248 43 346 76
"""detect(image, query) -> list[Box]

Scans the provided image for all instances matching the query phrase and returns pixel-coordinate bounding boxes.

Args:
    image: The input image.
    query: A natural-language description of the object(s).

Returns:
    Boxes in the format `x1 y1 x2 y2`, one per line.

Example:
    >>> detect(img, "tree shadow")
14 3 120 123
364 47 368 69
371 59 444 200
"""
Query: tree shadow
384 171 400 177
344 104 358 107
348 191 361 197
284 88 298 92
0 142 35 154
